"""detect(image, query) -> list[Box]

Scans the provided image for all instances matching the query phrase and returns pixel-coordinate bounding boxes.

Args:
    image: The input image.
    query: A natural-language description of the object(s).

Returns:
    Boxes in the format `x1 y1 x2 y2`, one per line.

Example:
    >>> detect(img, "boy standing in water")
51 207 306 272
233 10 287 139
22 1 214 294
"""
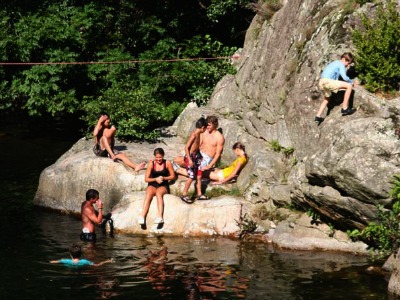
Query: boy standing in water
315 52 358 125
80 189 104 243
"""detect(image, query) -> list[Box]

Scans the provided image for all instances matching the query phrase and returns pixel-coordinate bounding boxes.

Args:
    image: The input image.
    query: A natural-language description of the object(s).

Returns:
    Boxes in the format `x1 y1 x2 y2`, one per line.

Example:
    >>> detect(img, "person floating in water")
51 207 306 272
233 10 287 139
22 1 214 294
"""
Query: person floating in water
93 112 146 172
50 243 113 267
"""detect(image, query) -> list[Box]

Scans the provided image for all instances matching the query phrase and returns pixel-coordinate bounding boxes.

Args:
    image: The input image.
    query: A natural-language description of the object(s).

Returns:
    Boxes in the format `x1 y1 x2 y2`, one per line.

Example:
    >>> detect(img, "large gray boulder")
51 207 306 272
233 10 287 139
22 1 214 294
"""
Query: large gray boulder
112 193 242 236
34 137 177 212
172 0 400 230
34 0 397 255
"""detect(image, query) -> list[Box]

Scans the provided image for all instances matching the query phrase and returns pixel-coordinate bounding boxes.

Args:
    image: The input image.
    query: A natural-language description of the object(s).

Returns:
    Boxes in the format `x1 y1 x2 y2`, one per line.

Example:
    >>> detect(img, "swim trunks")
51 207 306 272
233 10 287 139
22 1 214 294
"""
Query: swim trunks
184 151 203 179
93 144 119 158
80 230 97 242
197 152 213 176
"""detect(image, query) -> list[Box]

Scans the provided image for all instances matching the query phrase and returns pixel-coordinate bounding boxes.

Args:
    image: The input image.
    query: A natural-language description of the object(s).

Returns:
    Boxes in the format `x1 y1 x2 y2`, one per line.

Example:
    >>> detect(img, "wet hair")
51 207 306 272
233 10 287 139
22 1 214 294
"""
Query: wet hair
206 115 218 127
69 243 82 259
341 52 353 63
86 189 99 201
154 147 165 156
233 142 248 159
195 117 207 129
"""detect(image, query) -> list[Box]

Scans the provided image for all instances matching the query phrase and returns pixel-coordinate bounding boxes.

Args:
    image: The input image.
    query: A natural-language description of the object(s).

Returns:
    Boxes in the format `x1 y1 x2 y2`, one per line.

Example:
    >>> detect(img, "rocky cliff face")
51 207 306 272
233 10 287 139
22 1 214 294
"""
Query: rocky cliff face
34 1 399 252
173 0 400 230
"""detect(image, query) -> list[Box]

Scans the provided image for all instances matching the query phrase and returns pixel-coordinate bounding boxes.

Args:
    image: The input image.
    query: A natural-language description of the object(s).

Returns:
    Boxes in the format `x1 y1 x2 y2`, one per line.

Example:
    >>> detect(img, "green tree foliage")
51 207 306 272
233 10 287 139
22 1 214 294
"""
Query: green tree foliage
0 0 253 140
347 175 400 257
352 0 400 93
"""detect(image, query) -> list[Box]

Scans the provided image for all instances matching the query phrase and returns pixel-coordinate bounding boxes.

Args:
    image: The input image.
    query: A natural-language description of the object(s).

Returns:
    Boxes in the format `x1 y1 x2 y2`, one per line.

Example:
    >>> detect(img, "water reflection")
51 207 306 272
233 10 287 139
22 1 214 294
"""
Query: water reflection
4 210 380 300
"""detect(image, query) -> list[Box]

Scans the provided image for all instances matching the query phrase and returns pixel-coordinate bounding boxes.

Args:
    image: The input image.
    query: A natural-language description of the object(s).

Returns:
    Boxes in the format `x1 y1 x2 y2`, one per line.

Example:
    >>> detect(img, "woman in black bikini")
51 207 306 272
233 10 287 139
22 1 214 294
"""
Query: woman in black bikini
138 148 175 227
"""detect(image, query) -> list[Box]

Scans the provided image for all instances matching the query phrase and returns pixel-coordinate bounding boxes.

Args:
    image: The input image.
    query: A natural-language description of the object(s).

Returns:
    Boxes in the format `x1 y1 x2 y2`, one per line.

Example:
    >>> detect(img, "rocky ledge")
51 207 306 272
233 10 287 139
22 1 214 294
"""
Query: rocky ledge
34 124 368 254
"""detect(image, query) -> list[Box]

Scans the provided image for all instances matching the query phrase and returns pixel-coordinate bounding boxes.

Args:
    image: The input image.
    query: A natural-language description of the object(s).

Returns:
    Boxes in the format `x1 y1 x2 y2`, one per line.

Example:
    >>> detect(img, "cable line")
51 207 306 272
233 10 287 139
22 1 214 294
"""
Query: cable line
0 56 236 66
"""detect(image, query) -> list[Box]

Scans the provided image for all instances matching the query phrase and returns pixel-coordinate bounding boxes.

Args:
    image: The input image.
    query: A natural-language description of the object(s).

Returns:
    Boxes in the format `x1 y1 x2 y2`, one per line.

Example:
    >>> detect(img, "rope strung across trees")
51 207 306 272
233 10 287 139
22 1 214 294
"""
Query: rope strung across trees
0 55 240 66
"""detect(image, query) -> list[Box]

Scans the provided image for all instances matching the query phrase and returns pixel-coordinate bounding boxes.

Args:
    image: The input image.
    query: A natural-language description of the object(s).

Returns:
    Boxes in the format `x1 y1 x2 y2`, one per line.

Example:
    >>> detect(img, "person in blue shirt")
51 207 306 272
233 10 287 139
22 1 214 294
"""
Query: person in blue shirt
50 243 113 267
315 52 358 125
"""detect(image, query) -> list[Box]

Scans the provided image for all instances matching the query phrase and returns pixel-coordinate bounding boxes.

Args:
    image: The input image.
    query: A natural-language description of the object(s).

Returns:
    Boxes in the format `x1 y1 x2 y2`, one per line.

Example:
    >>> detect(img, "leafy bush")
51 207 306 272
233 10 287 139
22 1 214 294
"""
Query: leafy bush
82 86 184 141
81 34 236 140
347 175 400 257
0 0 253 140
352 0 400 93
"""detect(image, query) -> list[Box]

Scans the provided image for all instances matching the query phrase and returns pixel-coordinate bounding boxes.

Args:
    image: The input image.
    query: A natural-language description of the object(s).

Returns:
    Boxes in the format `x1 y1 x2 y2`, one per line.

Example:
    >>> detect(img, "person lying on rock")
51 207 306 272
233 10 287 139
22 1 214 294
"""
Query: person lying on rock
138 148 176 228
93 112 145 172
202 142 248 185
50 243 114 267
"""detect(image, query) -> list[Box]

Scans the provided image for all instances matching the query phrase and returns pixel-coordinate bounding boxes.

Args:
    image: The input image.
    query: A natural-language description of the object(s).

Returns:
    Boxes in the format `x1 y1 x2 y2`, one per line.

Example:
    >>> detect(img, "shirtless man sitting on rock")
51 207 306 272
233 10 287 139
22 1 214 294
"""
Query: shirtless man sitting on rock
195 115 225 200
93 112 145 172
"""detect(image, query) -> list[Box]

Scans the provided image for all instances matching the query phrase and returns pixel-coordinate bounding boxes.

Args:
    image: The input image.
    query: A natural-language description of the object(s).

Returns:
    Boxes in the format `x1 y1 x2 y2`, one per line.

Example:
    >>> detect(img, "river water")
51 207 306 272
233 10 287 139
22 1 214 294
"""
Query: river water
0 119 390 299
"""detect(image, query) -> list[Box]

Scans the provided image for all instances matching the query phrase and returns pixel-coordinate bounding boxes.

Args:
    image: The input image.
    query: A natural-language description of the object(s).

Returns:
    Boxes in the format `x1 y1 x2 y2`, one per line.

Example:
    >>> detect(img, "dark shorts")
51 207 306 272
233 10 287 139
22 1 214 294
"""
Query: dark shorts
148 182 170 194
80 232 97 242
184 152 202 179
93 144 119 158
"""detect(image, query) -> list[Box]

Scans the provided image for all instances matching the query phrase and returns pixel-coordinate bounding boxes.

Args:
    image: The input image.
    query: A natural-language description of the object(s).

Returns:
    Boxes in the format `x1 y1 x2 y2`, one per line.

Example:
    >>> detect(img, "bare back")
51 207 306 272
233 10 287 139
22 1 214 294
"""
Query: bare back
81 201 97 233
188 130 202 154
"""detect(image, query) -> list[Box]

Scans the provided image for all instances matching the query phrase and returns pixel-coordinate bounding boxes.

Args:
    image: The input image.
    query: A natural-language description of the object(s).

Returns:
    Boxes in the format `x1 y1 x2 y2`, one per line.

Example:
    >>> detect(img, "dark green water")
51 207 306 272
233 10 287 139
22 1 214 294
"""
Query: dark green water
0 120 390 299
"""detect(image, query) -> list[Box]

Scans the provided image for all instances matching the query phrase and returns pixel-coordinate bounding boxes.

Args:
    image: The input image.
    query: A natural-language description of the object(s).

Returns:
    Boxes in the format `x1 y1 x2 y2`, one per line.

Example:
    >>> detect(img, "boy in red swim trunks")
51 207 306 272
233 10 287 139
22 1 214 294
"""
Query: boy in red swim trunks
174 117 207 203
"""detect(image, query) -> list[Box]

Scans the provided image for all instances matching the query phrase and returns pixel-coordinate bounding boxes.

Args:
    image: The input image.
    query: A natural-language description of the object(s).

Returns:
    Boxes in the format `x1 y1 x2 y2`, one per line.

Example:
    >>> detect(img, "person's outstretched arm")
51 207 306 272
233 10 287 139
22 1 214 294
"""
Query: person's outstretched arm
94 258 115 267
49 260 60 264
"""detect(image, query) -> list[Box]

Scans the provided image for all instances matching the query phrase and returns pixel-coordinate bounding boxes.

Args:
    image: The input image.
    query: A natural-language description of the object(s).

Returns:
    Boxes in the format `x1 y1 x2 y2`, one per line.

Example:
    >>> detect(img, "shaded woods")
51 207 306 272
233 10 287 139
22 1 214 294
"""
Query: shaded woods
0 0 254 139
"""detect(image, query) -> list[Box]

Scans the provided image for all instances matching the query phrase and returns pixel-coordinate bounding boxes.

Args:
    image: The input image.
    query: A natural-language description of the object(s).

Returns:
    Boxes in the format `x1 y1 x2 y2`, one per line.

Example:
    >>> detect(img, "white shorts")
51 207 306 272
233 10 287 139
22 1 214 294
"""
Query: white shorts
199 152 213 170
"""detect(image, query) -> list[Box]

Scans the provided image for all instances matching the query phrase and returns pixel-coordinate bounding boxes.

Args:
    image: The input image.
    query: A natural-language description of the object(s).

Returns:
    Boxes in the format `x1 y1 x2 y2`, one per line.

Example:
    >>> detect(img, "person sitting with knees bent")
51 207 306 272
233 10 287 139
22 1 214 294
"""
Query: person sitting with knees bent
138 148 175 227
202 142 248 185
93 112 146 172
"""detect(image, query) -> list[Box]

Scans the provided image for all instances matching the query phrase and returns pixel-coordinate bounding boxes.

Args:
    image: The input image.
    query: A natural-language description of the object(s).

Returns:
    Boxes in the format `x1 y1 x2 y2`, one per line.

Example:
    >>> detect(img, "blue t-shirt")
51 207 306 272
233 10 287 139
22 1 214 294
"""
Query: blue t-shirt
58 258 94 266
321 60 352 83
